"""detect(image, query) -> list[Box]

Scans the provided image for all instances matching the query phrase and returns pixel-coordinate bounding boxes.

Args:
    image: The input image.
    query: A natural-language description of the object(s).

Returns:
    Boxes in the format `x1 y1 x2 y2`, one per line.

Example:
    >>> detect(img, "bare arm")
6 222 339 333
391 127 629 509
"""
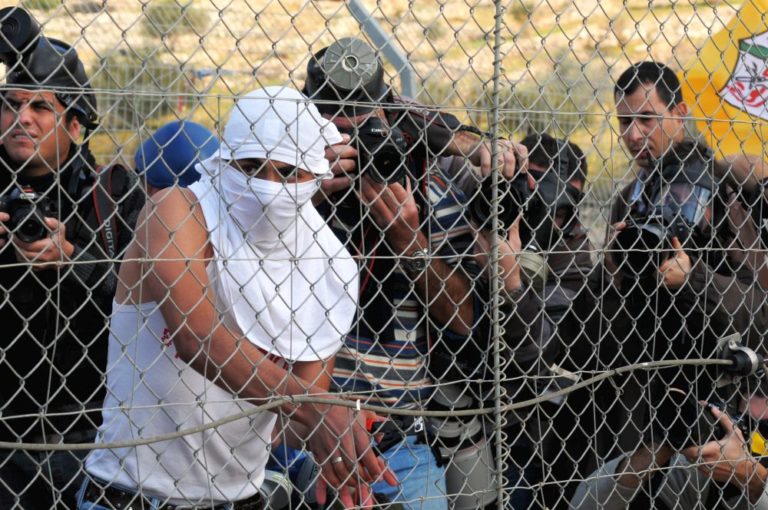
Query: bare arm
273 358 336 449
136 188 392 494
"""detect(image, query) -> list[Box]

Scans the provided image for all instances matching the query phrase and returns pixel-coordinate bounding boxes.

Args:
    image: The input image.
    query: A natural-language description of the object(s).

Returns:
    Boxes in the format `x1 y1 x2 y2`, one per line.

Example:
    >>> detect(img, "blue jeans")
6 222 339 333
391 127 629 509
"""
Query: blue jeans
0 430 95 510
372 435 447 510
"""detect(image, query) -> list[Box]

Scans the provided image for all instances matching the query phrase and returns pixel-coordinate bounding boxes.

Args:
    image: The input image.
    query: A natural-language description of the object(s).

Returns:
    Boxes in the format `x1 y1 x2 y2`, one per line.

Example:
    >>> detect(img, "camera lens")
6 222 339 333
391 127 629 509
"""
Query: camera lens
0 7 40 64
615 222 669 278
16 216 46 243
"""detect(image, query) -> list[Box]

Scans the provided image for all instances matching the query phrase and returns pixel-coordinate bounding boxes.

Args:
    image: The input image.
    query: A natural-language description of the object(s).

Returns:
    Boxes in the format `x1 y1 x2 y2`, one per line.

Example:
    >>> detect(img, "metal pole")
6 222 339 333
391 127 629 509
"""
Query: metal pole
490 1 506 508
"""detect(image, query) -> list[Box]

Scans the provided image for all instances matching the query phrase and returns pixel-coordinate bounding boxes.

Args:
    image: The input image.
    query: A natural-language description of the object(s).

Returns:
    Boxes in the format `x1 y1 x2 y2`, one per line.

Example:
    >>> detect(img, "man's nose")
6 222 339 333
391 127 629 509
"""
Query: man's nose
15 105 34 126
623 119 644 143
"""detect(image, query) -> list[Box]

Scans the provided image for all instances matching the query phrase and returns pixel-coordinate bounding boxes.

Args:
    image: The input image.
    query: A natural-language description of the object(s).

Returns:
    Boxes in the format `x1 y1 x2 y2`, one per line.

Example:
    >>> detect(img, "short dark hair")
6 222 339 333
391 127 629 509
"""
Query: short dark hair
614 61 683 109
520 133 588 186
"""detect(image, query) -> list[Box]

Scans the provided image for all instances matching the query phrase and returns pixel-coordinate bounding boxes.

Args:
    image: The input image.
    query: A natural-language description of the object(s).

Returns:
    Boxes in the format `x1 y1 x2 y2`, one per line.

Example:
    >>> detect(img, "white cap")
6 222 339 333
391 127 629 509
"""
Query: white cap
216 86 342 176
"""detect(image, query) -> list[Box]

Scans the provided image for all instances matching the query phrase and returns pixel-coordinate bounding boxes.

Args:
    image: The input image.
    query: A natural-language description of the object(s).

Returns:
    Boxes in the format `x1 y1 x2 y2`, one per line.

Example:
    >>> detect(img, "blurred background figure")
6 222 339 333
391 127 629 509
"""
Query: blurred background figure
134 120 219 196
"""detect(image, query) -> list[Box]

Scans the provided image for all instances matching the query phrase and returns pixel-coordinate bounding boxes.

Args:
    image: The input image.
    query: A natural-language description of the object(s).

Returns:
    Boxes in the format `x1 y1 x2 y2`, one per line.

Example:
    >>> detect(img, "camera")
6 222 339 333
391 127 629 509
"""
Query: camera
647 334 764 450
0 187 57 243
304 37 389 116
428 383 497 510
650 387 727 450
612 146 716 279
343 116 408 185
520 168 581 251
468 172 530 234
613 216 680 279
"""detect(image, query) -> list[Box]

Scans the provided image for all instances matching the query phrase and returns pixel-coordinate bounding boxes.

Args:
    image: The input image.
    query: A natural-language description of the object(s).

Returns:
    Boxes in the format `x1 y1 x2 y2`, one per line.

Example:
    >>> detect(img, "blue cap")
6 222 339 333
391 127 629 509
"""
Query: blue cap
135 121 219 188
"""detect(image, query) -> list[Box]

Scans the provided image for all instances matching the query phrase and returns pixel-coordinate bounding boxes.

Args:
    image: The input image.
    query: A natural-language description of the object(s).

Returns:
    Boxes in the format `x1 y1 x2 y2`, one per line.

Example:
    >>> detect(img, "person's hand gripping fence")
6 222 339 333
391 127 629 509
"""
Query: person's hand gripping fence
309 403 398 509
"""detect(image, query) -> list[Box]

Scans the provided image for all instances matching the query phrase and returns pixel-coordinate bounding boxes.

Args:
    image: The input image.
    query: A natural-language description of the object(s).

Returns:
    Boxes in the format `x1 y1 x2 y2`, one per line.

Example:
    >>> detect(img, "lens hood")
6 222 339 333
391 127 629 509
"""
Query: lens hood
0 7 40 66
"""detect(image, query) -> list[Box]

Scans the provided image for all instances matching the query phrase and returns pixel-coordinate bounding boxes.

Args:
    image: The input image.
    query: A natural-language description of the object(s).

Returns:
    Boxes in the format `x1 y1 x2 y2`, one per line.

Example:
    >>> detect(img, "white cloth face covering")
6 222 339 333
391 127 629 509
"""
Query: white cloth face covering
189 161 358 362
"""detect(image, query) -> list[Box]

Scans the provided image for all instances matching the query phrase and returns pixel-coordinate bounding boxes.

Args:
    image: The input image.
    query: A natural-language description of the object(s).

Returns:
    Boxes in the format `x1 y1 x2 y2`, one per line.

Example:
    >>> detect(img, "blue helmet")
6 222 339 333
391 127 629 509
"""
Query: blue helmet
135 121 219 188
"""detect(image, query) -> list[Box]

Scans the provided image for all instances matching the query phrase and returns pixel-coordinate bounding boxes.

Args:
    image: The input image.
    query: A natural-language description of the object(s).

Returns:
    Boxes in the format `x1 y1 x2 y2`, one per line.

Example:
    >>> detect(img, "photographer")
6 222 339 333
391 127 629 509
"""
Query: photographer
0 7 144 509
303 37 531 508
518 134 597 508
608 61 764 293
570 384 768 509
585 140 768 505
591 62 768 460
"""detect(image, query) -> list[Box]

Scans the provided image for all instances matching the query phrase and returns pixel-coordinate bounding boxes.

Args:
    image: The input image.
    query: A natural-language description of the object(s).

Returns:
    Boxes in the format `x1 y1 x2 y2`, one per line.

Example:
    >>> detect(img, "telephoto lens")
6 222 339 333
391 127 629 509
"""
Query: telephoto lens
428 383 497 510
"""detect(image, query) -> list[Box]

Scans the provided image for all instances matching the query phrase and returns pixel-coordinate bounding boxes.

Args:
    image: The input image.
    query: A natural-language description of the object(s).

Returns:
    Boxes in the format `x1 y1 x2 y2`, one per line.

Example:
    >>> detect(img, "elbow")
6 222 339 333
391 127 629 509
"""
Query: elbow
171 327 209 366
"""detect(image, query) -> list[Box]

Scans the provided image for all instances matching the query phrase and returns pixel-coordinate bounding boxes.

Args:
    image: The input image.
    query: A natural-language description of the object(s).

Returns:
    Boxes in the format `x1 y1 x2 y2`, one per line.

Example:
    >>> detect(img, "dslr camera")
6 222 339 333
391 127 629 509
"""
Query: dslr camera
613 143 717 278
304 37 409 186
341 116 408 186
468 171 530 234
0 187 57 243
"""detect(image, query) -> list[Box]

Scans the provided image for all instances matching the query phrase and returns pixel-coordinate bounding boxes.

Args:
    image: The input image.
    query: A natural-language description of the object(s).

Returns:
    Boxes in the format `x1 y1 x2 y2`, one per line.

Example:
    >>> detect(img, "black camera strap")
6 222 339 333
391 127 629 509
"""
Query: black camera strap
91 166 119 260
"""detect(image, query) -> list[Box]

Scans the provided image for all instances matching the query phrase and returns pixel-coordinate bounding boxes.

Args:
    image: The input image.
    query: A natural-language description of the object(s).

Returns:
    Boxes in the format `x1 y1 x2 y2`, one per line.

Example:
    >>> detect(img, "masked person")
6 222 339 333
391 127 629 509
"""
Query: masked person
81 87 395 510
134 120 219 196
0 7 146 509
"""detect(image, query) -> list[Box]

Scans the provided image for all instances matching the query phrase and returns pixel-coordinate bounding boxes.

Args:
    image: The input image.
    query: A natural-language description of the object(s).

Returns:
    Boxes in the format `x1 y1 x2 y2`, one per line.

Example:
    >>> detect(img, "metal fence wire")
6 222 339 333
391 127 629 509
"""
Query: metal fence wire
0 0 768 509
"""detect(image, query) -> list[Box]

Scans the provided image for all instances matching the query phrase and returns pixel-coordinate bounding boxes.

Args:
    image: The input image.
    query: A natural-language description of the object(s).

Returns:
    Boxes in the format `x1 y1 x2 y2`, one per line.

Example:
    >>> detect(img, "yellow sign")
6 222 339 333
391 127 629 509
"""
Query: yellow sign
680 0 768 158
752 430 768 456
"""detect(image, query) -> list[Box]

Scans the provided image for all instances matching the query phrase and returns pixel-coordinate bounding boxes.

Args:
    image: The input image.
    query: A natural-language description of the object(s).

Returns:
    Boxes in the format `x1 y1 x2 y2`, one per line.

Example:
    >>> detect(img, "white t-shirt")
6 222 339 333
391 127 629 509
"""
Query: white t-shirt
85 285 277 504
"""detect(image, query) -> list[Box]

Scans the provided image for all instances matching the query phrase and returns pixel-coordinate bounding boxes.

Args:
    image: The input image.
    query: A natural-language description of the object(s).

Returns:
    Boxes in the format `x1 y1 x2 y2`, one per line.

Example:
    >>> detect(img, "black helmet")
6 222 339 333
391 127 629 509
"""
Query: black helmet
304 37 389 116
0 7 97 128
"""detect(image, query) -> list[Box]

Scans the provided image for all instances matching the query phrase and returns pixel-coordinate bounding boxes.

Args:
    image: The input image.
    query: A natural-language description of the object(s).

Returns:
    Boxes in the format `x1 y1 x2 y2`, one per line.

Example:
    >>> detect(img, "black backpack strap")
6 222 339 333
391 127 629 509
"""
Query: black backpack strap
91 165 118 259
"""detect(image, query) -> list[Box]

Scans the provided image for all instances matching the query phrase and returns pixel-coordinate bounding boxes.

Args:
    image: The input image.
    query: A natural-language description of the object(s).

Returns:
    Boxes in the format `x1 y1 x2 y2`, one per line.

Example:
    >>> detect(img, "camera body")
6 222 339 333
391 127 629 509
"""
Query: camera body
613 214 689 279
613 146 717 279
468 172 530 234
342 116 408 186
651 387 727 450
520 169 581 251
0 187 57 243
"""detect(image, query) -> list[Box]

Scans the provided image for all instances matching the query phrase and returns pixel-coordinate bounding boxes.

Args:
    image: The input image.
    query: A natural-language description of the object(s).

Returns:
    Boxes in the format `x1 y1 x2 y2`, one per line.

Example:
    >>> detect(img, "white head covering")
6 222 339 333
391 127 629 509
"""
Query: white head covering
215 86 341 177
189 86 357 362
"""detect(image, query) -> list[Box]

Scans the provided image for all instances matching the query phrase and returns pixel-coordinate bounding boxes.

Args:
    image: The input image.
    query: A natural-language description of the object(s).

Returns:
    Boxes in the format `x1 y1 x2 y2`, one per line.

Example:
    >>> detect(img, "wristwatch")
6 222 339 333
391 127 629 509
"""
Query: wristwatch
401 249 429 273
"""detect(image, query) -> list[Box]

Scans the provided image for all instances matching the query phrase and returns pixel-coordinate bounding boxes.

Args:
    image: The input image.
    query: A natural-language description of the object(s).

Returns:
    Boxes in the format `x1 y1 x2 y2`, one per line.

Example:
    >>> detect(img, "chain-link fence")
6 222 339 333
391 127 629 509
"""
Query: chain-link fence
0 0 767 509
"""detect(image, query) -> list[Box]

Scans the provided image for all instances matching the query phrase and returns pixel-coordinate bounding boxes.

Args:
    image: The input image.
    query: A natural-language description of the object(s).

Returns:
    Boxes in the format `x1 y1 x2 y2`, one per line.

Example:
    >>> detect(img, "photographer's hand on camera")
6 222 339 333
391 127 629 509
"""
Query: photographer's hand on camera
682 406 768 503
451 129 529 179
474 217 524 293
318 133 359 198
658 237 691 289
360 176 421 254
0 212 74 270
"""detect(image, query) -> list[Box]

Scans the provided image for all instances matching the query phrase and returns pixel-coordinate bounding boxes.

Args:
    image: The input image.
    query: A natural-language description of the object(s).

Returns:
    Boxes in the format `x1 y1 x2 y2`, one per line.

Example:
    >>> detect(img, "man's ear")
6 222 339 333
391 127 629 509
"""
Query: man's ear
67 115 82 141
672 101 689 120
